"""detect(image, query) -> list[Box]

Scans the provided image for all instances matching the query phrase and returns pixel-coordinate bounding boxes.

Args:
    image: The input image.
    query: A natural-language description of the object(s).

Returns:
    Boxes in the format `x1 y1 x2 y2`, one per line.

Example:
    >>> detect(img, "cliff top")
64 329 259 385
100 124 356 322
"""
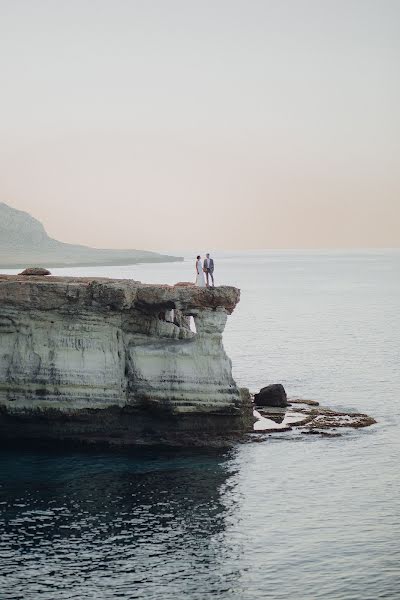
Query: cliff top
0 275 240 314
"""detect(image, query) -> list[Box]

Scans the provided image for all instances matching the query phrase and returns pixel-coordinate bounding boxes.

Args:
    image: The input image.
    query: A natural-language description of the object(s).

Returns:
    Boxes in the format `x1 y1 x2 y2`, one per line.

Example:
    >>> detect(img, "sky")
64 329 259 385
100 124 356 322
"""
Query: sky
0 0 399 250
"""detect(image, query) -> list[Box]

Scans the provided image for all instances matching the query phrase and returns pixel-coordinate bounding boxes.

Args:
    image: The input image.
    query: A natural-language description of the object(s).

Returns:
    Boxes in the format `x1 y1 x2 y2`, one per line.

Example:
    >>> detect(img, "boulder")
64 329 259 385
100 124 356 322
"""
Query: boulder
254 384 287 407
19 267 51 276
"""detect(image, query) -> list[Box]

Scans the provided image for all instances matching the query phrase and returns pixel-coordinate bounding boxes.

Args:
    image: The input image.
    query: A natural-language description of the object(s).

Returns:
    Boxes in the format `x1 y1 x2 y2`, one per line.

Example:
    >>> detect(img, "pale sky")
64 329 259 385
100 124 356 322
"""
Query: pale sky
0 0 399 250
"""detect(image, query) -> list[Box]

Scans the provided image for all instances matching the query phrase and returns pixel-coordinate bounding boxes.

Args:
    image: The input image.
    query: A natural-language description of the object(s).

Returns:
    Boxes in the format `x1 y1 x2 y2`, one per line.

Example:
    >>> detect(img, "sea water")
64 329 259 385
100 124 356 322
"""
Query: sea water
1 250 399 599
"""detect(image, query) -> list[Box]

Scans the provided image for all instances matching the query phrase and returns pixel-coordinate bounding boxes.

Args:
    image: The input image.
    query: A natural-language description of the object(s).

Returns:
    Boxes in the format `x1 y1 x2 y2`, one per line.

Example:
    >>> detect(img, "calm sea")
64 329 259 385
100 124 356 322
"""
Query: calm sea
1 250 399 599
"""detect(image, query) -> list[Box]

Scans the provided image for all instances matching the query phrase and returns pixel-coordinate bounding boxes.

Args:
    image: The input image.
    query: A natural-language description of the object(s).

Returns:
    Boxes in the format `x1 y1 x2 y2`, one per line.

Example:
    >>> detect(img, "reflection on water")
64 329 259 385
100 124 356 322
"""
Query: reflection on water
0 449 243 600
1 251 400 599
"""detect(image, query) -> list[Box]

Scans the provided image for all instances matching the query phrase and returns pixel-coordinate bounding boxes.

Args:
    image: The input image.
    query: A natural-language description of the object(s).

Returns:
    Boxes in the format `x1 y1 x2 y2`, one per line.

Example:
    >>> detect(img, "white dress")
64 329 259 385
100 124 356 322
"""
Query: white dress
195 259 205 287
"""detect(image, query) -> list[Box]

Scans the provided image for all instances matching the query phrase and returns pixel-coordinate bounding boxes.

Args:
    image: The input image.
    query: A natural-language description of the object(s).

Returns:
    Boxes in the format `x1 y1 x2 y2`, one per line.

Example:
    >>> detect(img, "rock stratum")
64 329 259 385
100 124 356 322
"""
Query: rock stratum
0 275 252 447
0 202 182 267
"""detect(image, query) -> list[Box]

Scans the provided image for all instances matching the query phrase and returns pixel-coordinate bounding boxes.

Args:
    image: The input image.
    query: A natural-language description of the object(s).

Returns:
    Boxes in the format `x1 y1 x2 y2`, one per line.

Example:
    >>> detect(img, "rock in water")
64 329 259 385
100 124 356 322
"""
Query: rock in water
19 267 51 276
0 275 253 447
254 384 287 407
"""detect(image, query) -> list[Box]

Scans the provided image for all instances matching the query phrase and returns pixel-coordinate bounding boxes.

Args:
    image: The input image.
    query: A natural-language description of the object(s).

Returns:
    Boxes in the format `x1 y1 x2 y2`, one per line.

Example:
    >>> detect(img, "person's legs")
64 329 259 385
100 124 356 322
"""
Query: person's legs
210 271 214 286
205 271 210 286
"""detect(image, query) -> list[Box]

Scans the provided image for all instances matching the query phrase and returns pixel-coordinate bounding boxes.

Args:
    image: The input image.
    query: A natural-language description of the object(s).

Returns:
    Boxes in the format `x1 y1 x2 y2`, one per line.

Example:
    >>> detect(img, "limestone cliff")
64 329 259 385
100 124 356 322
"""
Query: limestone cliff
0 275 252 446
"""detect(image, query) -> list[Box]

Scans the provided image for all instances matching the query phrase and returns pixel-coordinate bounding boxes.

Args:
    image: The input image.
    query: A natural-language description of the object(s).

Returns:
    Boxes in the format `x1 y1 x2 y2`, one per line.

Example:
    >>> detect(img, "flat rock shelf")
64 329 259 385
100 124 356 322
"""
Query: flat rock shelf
251 399 376 439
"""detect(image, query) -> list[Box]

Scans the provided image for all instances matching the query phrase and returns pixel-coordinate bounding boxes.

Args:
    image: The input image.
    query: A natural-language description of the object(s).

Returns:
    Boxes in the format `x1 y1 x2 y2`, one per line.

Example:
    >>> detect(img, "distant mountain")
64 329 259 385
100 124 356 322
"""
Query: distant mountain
0 203 182 268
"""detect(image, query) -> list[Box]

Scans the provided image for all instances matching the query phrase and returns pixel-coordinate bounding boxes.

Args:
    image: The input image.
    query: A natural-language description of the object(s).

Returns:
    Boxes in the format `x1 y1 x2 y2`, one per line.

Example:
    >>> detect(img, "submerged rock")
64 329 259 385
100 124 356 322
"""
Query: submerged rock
301 430 342 437
0 275 253 448
254 384 287 407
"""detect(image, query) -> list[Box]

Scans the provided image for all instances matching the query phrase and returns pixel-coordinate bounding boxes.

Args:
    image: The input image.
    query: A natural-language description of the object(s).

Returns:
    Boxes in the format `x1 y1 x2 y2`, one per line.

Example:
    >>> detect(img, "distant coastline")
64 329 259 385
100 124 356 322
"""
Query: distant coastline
0 259 183 269
0 202 183 268
0 254 183 270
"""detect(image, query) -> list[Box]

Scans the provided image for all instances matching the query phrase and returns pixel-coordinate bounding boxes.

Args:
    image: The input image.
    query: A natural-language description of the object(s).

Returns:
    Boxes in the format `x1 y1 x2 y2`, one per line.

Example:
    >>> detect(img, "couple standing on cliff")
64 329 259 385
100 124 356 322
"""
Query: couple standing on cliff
195 254 215 287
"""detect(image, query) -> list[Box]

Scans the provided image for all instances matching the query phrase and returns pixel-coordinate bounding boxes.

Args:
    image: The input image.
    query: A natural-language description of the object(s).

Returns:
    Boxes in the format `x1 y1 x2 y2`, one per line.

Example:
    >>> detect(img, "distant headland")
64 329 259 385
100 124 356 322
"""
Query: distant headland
0 202 183 268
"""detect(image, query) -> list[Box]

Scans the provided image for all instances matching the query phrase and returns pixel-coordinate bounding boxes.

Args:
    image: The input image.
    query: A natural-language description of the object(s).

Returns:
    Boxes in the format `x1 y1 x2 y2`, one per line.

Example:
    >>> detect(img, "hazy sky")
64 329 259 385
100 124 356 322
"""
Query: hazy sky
1 0 399 250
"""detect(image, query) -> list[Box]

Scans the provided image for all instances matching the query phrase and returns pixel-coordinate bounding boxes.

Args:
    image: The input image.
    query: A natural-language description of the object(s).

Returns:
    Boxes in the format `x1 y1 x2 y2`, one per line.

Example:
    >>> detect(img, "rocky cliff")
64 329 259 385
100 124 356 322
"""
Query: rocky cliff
0 275 252 446
0 202 182 267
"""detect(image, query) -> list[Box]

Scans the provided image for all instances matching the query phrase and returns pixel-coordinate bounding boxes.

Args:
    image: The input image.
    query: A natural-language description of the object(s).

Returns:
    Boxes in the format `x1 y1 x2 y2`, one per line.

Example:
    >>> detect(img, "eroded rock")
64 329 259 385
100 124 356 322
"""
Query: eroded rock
0 275 252 447
252 399 376 438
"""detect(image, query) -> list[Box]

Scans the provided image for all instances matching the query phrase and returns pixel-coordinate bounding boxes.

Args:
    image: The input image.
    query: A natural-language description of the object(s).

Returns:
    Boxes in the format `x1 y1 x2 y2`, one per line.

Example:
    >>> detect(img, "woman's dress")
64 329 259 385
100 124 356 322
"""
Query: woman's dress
195 260 205 287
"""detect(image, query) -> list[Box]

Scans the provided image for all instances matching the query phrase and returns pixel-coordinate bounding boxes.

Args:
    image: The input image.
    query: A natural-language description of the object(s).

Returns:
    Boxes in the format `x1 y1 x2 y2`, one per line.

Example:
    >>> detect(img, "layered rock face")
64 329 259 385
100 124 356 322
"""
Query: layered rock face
0 275 251 446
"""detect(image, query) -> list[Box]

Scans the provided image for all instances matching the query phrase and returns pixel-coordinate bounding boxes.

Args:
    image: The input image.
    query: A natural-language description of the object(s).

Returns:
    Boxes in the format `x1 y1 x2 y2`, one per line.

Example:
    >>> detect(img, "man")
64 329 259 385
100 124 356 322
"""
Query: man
203 253 215 287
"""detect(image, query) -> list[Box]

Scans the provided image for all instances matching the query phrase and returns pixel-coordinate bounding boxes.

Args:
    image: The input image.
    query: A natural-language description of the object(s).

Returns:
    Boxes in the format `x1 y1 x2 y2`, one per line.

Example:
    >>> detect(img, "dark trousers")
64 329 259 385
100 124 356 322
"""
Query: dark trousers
205 270 214 286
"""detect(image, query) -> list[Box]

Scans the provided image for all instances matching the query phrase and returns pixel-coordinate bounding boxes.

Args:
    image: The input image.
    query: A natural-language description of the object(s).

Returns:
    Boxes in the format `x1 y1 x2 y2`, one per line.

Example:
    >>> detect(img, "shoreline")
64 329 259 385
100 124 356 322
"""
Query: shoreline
0 257 184 270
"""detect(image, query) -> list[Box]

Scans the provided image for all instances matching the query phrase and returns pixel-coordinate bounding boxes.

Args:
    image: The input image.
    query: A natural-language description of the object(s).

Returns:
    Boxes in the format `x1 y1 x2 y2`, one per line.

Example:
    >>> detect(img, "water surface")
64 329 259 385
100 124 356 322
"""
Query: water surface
1 250 399 599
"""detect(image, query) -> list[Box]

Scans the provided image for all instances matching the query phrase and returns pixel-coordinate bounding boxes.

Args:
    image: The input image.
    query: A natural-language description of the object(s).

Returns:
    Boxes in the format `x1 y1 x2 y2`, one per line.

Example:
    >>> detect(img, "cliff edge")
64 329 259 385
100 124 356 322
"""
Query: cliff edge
0 275 252 447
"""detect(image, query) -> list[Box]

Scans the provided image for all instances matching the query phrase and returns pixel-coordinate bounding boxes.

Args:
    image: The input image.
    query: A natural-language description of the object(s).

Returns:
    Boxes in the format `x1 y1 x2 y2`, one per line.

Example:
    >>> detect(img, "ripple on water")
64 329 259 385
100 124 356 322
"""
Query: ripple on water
1 251 400 599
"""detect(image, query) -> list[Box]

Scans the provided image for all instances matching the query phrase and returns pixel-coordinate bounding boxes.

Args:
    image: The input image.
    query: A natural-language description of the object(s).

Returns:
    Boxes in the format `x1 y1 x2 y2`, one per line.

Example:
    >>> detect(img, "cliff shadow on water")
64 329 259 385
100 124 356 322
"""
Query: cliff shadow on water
0 444 241 597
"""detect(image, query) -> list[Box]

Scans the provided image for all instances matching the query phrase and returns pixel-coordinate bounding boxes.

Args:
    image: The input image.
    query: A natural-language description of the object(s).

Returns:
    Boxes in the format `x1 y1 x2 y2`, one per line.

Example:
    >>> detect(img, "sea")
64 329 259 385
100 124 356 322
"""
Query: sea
0 250 399 599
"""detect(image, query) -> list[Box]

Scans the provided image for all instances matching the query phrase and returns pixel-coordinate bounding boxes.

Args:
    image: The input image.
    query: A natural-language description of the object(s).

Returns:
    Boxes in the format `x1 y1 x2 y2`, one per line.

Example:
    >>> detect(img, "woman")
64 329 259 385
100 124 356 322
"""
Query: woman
195 255 205 287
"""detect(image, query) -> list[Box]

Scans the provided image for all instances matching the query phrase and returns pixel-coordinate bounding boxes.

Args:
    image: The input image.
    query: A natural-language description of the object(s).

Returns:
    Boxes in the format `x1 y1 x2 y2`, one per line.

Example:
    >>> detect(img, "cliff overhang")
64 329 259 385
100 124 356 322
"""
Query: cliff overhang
0 275 252 447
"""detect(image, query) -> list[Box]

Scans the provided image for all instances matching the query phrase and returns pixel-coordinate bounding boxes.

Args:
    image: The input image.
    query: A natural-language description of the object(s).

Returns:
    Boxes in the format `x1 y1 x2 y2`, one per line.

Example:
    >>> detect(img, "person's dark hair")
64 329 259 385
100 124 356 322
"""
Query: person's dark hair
196 255 201 260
